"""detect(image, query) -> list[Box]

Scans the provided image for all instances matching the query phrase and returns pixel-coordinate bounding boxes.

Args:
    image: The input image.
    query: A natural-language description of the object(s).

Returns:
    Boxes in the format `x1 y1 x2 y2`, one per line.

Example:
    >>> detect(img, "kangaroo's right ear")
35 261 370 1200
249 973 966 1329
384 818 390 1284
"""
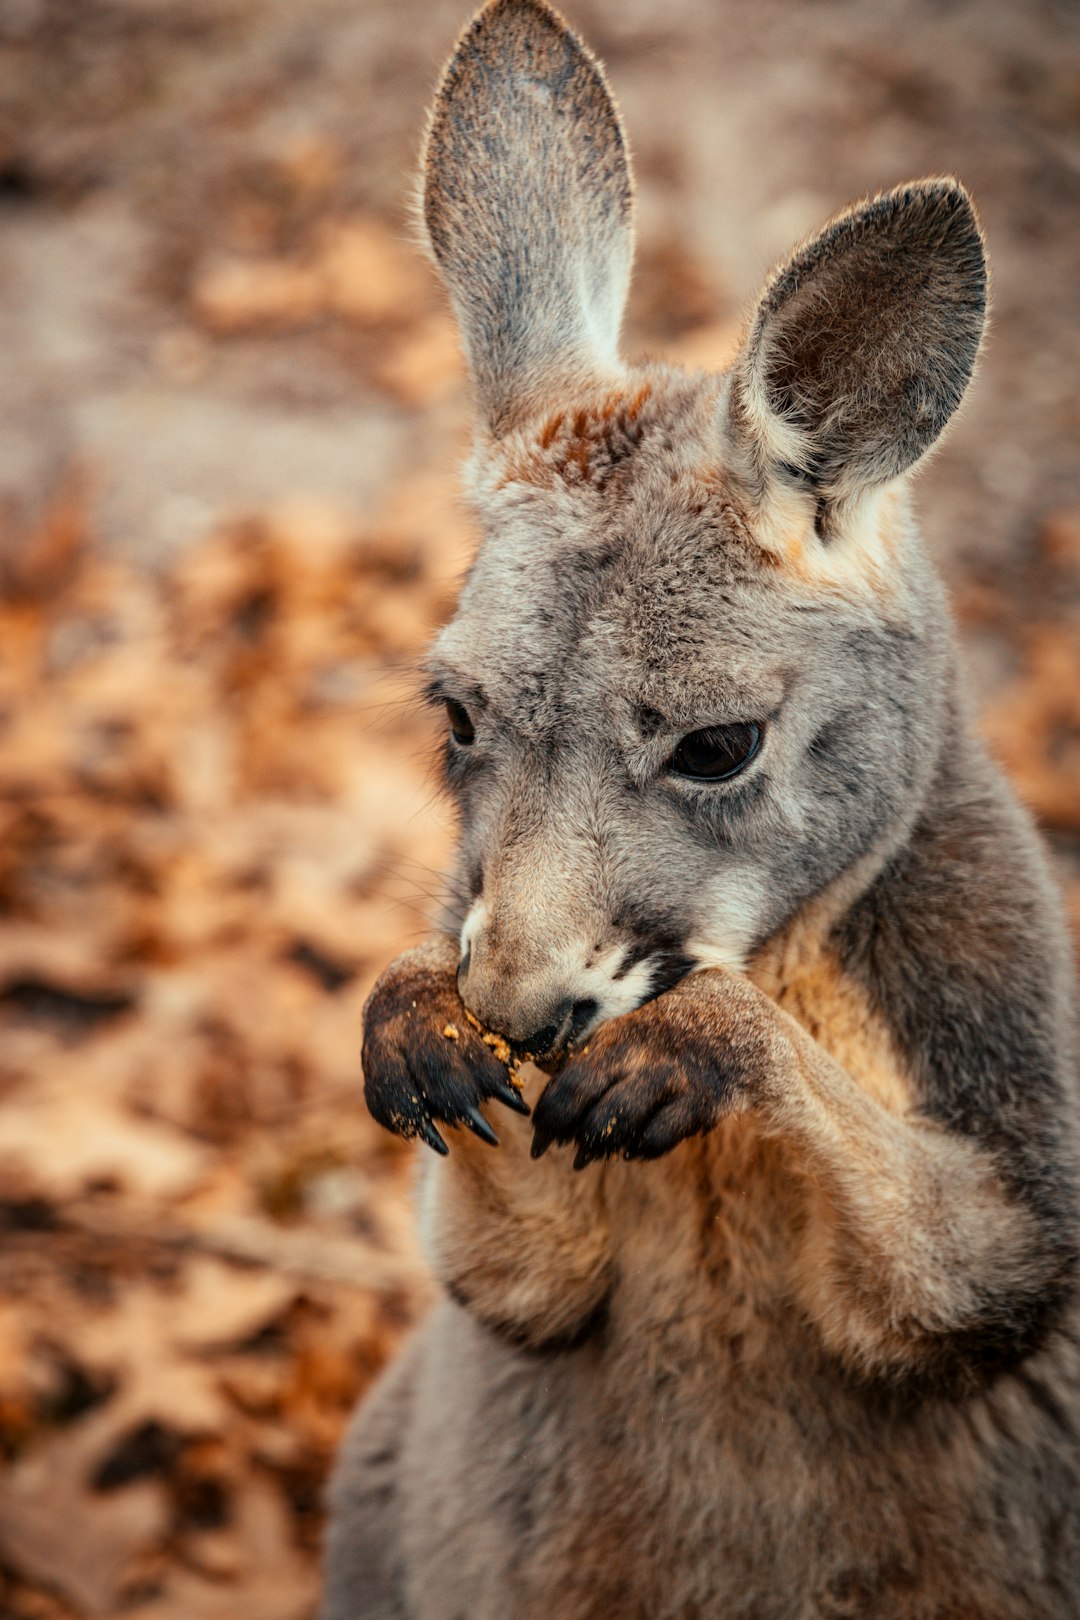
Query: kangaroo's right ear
730 180 987 509
422 0 633 437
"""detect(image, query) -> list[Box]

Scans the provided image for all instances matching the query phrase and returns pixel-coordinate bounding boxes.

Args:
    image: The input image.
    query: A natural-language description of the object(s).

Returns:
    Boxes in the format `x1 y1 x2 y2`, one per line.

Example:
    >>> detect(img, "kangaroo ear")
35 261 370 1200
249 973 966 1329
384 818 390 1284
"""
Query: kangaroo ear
422 0 633 436
731 180 987 504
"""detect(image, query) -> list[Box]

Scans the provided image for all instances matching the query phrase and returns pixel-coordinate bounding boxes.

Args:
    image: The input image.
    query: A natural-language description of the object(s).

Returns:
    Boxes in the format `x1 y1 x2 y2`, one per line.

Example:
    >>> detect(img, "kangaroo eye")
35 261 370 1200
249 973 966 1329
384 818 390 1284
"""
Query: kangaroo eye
445 699 476 746
668 722 761 781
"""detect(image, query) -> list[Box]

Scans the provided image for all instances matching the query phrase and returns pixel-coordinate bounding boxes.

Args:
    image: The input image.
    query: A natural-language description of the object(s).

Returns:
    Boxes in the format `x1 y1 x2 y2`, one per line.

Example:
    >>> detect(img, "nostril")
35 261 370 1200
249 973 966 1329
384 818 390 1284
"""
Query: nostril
516 1021 563 1058
515 997 598 1058
569 998 599 1042
515 998 574 1058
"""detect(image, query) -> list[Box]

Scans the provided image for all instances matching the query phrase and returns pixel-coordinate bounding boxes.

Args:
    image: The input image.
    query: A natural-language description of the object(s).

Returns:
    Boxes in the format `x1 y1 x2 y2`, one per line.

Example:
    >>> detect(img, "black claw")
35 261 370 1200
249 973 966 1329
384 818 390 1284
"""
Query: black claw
464 1106 499 1147
572 1143 595 1172
530 1131 550 1160
491 1080 530 1117
421 1119 449 1156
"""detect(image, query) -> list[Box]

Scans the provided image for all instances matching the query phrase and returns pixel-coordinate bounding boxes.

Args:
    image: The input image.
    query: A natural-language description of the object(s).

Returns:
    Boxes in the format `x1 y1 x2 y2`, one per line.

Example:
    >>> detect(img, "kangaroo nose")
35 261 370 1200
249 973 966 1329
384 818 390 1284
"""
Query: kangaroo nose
515 1000 568 1058
456 964 598 1057
510 995 600 1057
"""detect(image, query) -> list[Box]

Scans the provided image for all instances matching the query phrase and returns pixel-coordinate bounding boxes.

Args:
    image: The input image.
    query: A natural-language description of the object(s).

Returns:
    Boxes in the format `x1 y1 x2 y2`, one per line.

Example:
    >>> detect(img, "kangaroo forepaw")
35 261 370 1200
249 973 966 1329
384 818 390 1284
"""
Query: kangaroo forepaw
531 1045 722 1169
362 952 529 1154
531 974 771 1168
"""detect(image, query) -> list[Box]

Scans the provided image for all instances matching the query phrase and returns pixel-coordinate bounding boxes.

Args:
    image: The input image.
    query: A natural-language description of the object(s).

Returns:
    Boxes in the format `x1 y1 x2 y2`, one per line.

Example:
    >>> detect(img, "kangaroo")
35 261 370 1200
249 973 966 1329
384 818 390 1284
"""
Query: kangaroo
323 2 1080 1615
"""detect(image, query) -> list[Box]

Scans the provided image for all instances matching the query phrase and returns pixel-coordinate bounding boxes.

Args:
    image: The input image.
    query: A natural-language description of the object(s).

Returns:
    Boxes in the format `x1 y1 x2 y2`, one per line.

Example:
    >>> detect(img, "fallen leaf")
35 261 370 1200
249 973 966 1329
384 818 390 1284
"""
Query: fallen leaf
0 1429 168 1616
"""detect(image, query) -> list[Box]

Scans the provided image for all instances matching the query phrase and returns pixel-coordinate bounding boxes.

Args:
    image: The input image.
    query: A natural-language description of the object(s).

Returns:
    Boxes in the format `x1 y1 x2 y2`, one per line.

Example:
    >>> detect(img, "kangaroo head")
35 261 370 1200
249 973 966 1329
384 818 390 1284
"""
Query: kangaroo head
421 0 987 1055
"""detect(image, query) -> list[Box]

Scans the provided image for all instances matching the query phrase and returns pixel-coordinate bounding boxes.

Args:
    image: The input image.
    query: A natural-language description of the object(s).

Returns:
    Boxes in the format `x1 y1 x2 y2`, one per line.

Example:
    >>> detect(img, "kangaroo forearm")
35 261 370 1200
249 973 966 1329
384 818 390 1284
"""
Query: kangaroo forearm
363 936 614 1348
759 1009 1069 1380
565 961 1071 1380
421 1131 613 1350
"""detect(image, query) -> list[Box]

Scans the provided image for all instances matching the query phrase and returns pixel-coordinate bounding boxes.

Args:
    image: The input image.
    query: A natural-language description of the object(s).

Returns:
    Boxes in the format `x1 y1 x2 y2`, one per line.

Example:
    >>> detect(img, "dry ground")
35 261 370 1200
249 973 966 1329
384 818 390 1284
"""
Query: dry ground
0 1 1078 1614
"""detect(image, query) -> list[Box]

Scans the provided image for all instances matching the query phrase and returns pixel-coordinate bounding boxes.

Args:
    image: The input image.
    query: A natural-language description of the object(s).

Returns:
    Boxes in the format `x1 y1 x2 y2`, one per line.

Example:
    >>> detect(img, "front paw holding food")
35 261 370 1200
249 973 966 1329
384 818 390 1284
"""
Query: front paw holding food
362 940 529 1155
530 970 776 1169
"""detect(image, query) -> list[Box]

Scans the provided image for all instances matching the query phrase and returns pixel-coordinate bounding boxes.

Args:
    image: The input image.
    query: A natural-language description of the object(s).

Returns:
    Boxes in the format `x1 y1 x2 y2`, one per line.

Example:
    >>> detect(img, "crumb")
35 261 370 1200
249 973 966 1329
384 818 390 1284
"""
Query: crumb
481 1029 512 1065
463 1008 525 1087
442 1022 460 1041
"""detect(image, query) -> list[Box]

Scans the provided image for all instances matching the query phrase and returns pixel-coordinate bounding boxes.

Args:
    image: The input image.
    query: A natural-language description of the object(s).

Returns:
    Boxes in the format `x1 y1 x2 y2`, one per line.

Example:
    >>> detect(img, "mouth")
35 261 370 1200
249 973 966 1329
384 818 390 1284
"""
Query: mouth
510 996 599 1072
506 950 698 1074
532 1047 573 1076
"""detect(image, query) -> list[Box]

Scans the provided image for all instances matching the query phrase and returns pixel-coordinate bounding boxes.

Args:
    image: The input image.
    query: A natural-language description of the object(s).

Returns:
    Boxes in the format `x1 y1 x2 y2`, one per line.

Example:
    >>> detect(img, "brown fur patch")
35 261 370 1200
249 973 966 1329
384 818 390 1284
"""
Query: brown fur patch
428 1065 614 1351
750 894 915 1116
500 382 653 490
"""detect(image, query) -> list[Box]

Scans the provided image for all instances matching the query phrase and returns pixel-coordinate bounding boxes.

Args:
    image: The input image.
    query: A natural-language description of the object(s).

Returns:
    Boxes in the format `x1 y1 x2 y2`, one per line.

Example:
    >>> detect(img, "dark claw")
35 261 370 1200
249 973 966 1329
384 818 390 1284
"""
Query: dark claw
490 1079 531 1117
464 1105 499 1147
421 1119 449 1156
530 1129 551 1160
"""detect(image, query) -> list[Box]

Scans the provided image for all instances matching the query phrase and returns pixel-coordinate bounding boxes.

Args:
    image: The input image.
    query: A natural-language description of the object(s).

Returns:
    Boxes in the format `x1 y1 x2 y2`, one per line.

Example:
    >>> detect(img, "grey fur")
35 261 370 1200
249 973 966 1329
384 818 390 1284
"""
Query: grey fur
324 2 1080 1615
422 0 633 434
733 180 988 504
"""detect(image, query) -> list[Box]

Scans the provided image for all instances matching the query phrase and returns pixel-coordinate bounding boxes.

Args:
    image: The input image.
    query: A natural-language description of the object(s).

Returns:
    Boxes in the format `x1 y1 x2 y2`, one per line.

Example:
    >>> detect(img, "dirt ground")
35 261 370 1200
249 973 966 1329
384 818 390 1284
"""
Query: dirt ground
0 1 1078 1615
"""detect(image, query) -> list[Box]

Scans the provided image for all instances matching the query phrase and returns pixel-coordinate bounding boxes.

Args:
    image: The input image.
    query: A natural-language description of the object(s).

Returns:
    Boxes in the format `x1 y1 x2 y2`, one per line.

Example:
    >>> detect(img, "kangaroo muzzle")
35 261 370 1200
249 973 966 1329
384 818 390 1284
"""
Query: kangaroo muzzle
457 903 597 1055
456 892 664 1055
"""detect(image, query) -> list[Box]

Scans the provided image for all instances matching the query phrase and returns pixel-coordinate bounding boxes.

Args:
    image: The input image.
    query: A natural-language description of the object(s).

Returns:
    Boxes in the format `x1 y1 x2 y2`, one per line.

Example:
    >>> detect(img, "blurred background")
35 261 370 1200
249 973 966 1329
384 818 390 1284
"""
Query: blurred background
0 0 1078 1614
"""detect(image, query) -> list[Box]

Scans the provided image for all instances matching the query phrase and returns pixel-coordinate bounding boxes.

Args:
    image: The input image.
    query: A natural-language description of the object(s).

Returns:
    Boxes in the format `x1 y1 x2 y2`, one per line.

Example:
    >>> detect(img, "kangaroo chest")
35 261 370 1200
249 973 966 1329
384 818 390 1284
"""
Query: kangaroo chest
749 907 915 1116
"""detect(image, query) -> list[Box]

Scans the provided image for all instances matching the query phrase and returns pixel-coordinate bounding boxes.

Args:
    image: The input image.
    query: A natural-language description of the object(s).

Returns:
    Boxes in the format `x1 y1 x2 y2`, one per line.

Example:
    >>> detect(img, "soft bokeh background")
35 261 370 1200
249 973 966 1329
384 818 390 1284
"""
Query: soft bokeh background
0 1 1078 1613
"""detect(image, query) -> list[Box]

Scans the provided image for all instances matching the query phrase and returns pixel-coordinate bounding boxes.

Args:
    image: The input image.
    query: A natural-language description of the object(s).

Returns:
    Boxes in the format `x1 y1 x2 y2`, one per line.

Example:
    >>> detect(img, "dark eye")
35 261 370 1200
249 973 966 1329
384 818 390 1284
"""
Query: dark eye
445 699 475 746
667 721 762 781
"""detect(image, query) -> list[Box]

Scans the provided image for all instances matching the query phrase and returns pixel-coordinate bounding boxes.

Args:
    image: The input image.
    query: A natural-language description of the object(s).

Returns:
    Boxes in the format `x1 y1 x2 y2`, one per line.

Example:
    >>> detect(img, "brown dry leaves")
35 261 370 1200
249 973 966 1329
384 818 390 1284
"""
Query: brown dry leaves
984 621 1080 832
0 433 473 1612
0 122 1077 1616
191 217 464 411
971 512 1080 854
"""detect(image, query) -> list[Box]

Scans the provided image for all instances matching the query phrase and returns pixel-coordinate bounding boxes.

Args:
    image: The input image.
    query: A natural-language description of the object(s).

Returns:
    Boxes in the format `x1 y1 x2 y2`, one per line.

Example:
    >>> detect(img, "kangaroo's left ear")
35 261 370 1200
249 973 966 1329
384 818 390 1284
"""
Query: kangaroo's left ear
730 180 987 505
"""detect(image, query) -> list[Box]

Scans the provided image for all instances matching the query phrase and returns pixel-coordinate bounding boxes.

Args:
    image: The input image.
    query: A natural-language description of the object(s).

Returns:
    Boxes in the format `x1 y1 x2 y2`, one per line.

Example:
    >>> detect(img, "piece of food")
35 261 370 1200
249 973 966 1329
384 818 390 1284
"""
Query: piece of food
462 1010 526 1088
